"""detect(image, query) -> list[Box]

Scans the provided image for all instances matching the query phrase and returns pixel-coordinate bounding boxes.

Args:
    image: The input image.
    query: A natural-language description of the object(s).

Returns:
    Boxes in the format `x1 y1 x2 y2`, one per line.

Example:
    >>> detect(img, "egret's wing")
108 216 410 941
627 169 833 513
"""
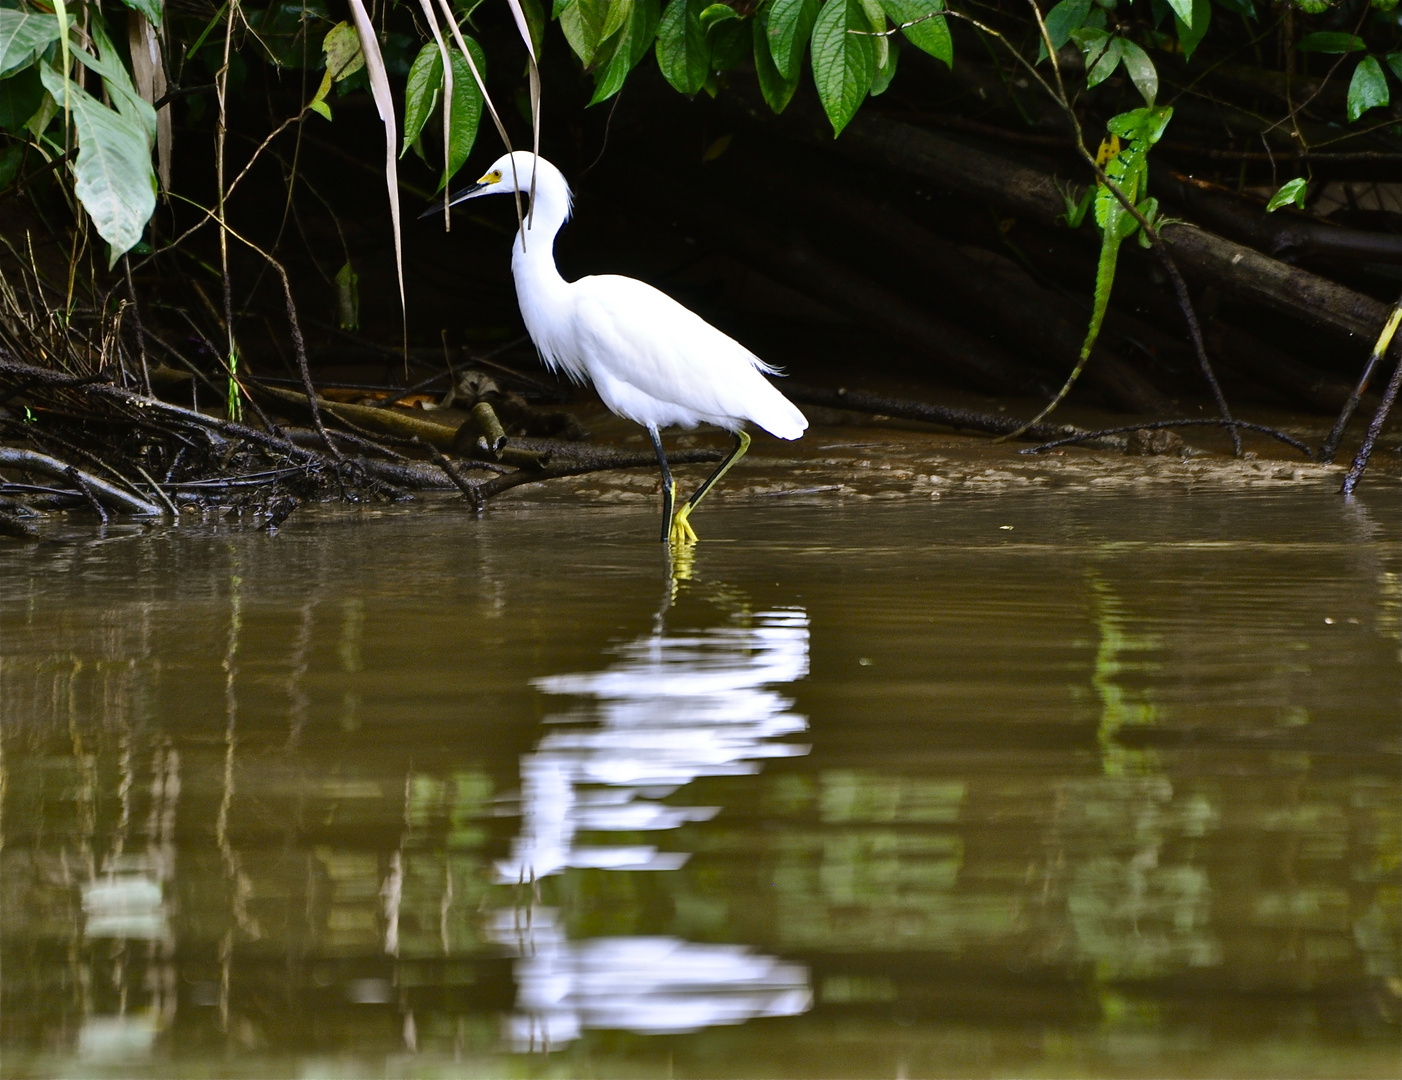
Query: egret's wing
571 276 807 439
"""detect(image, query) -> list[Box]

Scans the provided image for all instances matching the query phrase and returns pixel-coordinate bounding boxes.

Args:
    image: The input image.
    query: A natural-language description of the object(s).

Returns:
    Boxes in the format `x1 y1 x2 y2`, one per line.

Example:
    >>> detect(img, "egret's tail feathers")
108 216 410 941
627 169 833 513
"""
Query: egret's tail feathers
753 394 808 441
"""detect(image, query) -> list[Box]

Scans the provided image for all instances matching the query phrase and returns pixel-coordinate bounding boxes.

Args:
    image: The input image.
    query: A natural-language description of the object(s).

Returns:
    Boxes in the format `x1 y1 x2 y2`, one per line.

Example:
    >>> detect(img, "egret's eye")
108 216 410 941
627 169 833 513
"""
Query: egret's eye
480 169 502 185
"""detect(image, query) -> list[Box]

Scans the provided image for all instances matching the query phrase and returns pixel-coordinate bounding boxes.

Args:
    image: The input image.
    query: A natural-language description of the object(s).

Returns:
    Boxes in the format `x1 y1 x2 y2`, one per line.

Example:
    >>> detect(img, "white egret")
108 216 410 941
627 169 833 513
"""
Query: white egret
433 151 808 543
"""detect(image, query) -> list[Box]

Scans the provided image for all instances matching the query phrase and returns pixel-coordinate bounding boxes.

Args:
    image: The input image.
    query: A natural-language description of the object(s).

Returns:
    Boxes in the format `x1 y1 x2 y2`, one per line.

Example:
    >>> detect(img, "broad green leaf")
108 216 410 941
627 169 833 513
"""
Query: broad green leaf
1119 39 1157 104
38 64 155 263
560 0 607 64
767 0 820 81
323 21 365 81
401 42 442 155
590 0 659 103
601 0 635 43
1295 32 1364 53
709 18 750 71
0 66 44 131
1072 27 1111 71
753 10 799 111
0 9 64 79
1387 53 1402 83
811 0 875 136
657 0 709 93
698 2 738 30
440 44 486 187
117 0 164 30
1165 0 1194 26
1086 36 1122 87
857 0 889 75
879 0 950 67
76 19 157 145
1265 177 1307 212
870 30 899 94
1037 0 1090 62
1174 0 1209 62
1347 55 1389 122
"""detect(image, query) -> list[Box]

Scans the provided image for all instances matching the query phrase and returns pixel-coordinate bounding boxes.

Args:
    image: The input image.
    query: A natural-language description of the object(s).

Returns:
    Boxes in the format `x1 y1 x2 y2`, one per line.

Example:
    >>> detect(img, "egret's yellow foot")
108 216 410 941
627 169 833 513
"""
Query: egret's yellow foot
669 503 699 544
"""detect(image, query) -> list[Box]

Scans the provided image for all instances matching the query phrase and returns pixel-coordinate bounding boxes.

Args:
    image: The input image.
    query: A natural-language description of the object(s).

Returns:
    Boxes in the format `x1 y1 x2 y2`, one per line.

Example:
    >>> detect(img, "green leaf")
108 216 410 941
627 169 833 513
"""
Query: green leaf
879 0 951 67
870 30 899 94
1037 0 1090 62
323 21 365 81
117 0 164 30
0 66 44 131
76 18 157 145
1119 39 1157 104
753 10 799 111
1071 26 1111 71
657 0 710 93
1387 53 1402 83
1165 0 1194 26
1347 55 1389 122
335 261 359 332
811 0 875 136
1174 0 1209 61
401 42 442 155
0 9 64 79
857 0 890 76
440 44 486 187
601 0 636 42
1295 32 1365 54
1265 177 1307 212
767 0 821 81
589 0 659 103
1086 36 1122 87
698 2 738 30
560 0 607 64
37 64 155 264
708 17 750 72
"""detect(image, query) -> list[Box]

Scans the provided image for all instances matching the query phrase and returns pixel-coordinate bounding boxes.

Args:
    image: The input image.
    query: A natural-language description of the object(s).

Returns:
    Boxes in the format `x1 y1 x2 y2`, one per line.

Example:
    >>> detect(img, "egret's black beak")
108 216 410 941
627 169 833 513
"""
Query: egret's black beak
419 181 486 219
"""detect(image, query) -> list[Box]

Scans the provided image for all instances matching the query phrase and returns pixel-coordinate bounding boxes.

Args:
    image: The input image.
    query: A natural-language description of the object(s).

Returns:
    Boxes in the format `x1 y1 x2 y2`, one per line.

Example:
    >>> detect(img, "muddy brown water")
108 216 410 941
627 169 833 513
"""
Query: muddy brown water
2 484 1399 1078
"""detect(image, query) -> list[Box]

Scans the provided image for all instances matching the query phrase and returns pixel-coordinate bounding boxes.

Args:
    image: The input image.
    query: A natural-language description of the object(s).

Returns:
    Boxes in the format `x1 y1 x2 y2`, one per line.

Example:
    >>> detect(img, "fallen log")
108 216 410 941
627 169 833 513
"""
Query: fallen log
0 448 163 515
723 141 1172 414
803 111 1394 343
782 384 1124 446
255 383 463 450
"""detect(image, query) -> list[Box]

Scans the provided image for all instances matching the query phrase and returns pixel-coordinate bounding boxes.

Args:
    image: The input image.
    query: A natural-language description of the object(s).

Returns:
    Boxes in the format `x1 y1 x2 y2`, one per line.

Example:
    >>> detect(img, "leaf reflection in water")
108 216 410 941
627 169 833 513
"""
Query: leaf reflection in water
494 608 813 1048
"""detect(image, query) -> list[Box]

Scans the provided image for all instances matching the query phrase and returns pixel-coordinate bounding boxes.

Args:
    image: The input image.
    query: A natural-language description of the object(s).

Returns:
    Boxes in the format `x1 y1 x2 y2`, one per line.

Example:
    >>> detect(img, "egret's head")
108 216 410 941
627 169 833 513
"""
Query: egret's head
430 151 565 211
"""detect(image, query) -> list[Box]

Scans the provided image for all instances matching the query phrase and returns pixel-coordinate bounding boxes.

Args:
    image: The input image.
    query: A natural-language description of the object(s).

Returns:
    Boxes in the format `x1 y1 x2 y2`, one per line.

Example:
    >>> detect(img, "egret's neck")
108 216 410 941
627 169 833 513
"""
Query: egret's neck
509 169 571 288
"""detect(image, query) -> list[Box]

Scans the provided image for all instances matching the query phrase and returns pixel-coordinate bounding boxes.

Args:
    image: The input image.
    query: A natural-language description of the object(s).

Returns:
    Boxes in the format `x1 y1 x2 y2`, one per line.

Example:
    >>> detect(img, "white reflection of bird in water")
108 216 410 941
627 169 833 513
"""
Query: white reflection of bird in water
493 607 812 1050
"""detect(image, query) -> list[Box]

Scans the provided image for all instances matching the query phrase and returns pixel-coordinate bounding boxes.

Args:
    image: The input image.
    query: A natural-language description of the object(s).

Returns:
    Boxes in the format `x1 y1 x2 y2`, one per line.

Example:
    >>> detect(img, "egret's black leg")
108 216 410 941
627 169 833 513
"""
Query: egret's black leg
670 430 750 543
647 424 675 543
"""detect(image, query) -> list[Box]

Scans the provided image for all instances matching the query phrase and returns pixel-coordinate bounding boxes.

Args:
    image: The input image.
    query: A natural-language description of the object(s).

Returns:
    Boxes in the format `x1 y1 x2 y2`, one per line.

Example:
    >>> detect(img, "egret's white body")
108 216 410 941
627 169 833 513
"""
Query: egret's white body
446 151 807 541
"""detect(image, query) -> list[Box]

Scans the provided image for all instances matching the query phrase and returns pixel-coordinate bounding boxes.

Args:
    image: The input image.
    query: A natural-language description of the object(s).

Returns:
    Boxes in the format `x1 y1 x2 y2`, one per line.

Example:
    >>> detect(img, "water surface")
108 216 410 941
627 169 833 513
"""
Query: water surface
3 489 1400 1078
